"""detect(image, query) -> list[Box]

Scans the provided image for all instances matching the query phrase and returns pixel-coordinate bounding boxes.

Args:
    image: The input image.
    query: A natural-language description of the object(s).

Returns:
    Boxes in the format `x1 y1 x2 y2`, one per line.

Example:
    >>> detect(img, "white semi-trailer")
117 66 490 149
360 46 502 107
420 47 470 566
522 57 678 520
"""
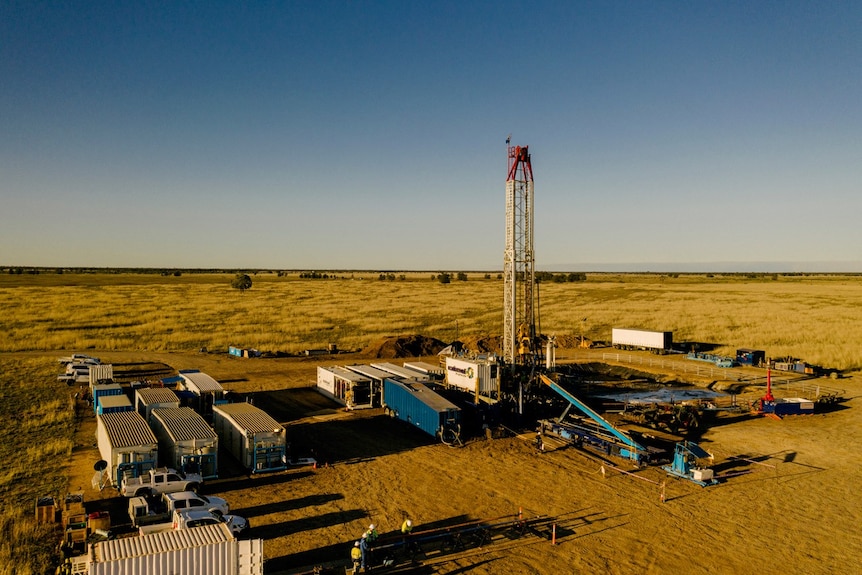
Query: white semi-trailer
611 328 673 354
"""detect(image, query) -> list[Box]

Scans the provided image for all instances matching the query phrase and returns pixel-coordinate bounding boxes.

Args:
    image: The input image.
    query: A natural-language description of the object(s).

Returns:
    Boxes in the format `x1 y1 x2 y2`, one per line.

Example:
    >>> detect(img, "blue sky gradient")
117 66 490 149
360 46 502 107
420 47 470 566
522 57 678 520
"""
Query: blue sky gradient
2 1 860 270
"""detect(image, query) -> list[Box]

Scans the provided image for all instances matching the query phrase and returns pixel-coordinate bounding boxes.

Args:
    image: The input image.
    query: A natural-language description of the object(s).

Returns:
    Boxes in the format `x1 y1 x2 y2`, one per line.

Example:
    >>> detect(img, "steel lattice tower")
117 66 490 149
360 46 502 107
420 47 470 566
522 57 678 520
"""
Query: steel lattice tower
503 142 535 367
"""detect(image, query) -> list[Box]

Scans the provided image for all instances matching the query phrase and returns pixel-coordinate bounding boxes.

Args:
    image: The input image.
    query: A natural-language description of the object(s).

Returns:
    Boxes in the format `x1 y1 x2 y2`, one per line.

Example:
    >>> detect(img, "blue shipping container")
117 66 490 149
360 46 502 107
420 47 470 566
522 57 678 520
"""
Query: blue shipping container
383 378 461 441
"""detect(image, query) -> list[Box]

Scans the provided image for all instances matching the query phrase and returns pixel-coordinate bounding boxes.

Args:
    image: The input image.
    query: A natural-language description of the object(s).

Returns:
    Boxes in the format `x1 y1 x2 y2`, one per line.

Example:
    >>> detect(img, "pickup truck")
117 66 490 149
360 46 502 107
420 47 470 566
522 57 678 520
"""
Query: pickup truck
128 490 230 527
120 467 204 498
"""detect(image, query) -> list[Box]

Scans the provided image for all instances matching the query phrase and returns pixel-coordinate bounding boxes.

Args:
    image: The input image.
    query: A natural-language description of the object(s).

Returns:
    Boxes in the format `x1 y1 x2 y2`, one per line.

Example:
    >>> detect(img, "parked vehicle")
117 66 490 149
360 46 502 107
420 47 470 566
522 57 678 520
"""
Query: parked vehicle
612 328 673 354
128 490 229 527
172 508 249 537
120 467 203 498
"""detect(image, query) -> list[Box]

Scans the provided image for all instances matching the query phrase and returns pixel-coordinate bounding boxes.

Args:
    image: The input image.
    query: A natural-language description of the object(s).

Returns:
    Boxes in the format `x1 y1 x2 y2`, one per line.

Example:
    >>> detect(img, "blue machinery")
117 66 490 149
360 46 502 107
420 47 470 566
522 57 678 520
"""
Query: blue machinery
539 375 650 464
662 441 718 486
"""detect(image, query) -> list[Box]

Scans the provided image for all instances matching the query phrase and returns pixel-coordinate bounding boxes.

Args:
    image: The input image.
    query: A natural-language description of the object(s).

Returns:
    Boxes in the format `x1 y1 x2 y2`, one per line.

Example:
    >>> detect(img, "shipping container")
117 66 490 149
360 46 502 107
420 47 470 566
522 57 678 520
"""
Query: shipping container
443 356 500 399
403 361 445 380
316 366 374 409
96 411 158 488
213 403 287 473
383 378 461 443
764 398 815 416
178 370 226 415
96 394 133 415
135 388 181 424
611 328 673 353
150 407 219 480
88 364 114 384
69 523 263 575
91 383 124 414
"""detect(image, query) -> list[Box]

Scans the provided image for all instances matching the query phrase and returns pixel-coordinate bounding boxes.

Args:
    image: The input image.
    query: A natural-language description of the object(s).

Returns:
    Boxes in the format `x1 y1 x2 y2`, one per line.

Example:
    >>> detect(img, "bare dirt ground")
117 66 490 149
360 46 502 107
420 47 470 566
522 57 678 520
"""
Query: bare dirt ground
60 347 862 575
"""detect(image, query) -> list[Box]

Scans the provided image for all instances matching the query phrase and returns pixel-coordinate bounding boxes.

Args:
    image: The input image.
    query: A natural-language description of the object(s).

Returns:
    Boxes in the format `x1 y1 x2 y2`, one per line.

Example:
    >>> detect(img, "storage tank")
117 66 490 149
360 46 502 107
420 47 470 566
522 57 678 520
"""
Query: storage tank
150 406 219 479
96 411 158 487
213 403 286 473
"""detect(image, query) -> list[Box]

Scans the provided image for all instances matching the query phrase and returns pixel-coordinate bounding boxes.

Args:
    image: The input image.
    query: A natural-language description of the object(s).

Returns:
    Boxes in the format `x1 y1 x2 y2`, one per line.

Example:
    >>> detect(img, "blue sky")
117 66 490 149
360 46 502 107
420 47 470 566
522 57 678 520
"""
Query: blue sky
1 1 860 271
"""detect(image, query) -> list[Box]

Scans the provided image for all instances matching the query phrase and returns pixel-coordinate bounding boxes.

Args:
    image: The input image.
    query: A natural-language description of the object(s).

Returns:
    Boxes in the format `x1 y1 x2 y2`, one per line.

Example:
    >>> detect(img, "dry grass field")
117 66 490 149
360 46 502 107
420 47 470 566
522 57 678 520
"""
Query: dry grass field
1 271 860 574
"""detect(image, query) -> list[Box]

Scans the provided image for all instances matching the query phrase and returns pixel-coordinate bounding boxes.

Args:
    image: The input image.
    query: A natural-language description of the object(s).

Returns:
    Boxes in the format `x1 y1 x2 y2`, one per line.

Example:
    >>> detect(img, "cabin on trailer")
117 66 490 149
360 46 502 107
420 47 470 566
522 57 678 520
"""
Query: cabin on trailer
96 411 158 488
213 402 287 473
316 366 374 409
150 407 219 480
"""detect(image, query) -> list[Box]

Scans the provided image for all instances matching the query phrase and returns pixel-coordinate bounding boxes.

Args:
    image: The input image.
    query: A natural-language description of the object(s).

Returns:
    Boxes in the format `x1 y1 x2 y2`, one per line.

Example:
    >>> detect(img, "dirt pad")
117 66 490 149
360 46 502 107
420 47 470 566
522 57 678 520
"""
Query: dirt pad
64 349 862 575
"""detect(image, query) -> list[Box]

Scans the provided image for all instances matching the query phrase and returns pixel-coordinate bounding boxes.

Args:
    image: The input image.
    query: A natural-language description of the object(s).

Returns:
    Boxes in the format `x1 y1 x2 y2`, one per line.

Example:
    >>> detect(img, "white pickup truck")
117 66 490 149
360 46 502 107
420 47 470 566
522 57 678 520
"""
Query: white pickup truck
129 490 230 527
120 467 204 498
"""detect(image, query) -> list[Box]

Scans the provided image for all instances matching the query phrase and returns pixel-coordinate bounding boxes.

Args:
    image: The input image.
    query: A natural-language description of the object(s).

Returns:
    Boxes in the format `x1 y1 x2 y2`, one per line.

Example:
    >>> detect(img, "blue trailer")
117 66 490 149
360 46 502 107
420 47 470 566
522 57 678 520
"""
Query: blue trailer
383 378 462 445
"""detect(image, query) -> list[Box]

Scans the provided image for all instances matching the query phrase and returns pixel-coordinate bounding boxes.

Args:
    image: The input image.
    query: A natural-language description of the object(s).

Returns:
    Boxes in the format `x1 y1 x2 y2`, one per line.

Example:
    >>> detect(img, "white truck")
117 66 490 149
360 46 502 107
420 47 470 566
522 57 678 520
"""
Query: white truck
611 328 673 354
120 467 203 498
64 523 263 575
128 490 229 527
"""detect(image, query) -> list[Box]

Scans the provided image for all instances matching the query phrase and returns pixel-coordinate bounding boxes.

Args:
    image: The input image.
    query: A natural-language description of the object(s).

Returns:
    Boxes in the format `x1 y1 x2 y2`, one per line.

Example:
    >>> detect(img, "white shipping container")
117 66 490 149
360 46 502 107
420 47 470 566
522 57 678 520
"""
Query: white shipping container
371 362 430 382
89 364 114 383
150 407 219 479
444 357 499 396
72 523 263 575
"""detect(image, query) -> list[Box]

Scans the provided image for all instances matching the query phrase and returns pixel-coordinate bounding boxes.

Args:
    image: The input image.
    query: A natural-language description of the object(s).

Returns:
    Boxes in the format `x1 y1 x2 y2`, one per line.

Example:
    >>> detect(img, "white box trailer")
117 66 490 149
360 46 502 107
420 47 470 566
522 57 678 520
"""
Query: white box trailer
611 328 673 353
213 403 287 473
150 407 219 480
96 411 158 488
69 523 263 575
371 362 431 382
444 356 500 399
403 361 445 380
344 364 393 406
135 387 181 424
316 366 374 409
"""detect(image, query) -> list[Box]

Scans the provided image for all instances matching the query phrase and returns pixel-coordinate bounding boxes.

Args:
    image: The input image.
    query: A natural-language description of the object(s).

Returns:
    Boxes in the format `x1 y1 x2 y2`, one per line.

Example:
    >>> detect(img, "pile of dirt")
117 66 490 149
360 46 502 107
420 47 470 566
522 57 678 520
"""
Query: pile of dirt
360 334 447 358
458 335 502 354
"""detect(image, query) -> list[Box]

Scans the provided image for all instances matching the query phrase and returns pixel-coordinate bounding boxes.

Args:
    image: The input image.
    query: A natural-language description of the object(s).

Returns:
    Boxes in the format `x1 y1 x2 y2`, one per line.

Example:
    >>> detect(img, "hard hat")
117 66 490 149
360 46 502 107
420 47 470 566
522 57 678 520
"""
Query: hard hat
354 541 360 547
406 519 412 526
369 524 375 530
361 533 367 539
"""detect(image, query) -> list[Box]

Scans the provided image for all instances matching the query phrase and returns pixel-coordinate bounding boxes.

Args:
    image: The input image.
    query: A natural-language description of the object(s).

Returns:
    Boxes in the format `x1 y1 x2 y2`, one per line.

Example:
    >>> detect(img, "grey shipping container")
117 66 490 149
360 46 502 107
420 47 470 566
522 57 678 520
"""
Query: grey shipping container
382 378 461 443
96 411 158 487
213 403 287 473
150 406 219 479
69 523 263 575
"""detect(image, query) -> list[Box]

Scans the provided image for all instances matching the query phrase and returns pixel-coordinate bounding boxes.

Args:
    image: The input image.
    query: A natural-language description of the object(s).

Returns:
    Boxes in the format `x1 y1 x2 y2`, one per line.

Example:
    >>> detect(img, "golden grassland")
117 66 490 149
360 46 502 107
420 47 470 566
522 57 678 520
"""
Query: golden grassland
1 272 861 370
0 271 860 573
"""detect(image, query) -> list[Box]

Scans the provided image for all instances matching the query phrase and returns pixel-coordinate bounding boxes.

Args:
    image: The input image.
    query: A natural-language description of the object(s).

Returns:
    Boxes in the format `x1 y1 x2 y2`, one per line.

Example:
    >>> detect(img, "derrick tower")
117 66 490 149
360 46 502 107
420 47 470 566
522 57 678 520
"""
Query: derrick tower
503 141 536 367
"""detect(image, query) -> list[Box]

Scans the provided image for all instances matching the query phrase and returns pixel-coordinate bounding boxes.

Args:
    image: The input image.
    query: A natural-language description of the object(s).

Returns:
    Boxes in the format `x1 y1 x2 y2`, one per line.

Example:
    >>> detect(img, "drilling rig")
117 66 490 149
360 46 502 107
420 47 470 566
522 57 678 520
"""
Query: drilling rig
503 139 541 414
503 139 538 368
